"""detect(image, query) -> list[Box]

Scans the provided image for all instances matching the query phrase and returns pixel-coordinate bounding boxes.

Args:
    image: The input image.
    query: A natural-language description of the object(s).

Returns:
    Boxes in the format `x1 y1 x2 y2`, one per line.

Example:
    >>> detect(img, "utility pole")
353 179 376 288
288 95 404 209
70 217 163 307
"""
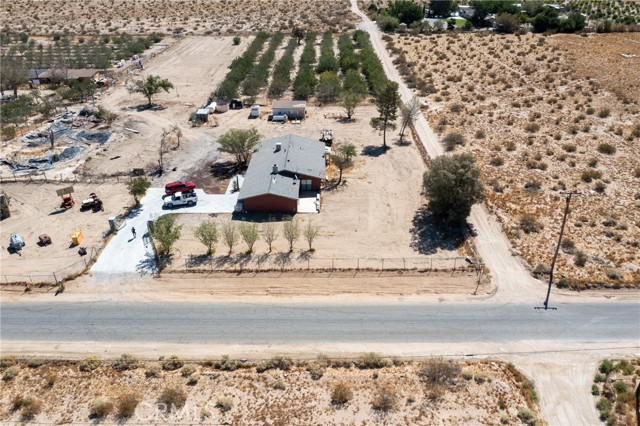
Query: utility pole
540 191 580 310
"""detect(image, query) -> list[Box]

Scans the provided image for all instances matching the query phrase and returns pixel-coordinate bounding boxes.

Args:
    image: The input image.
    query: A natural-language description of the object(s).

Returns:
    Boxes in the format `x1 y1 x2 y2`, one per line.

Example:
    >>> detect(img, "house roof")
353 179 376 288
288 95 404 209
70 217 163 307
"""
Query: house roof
272 100 307 110
38 68 100 79
238 134 326 201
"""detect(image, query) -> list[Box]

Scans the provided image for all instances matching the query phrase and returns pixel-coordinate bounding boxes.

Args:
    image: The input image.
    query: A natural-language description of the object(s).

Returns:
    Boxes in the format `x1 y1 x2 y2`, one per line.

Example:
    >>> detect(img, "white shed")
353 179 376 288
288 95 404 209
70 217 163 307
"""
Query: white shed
272 100 306 120
250 105 260 118
196 109 209 122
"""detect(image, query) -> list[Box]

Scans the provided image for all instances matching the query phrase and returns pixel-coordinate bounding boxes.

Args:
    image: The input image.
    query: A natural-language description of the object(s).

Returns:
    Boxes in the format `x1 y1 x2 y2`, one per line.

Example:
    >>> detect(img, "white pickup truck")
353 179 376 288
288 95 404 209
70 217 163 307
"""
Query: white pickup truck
163 191 197 208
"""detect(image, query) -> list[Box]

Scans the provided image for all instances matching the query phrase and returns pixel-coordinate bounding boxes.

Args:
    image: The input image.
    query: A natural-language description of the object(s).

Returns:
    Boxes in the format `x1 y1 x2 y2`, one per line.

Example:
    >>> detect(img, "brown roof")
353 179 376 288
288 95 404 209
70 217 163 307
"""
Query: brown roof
38 69 100 79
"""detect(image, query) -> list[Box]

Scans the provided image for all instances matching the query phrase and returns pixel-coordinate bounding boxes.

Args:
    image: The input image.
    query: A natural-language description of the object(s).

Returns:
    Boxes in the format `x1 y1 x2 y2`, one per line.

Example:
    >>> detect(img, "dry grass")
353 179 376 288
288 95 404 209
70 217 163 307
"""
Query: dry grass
389 32 640 288
0 357 541 424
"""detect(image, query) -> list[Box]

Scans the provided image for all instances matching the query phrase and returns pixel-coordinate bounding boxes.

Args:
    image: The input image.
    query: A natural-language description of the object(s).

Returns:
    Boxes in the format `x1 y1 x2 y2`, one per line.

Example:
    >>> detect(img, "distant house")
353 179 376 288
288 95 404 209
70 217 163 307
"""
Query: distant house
238 134 326 214
458 5 475 19
37 68 100 83
547 4 565 13
272 100 306 120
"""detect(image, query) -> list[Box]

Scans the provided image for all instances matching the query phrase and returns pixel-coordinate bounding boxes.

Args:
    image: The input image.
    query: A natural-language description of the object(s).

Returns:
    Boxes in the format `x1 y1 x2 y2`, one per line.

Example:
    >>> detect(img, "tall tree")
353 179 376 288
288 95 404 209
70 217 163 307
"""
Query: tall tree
388 0 425 23
342 91 362 120
126 177 151 206
129 75 174 106
370 82 400 148
316 71 342 103
429 0 453 17
150 214 182 257
217 127 261 165
399 96 421 140
422 154 485 224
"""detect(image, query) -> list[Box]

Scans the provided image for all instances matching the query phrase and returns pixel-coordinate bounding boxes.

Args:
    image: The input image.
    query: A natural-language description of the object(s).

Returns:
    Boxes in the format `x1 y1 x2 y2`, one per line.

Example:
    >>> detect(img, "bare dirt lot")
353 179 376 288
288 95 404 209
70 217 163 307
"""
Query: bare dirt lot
0 181 130 281
1 0 357 36
387 32 640 288
0 356 541 425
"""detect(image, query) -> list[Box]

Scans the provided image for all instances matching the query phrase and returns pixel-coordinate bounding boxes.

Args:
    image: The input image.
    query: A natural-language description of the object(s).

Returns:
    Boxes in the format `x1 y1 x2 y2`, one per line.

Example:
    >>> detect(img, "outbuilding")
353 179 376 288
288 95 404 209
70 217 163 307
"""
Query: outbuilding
272 100 306 120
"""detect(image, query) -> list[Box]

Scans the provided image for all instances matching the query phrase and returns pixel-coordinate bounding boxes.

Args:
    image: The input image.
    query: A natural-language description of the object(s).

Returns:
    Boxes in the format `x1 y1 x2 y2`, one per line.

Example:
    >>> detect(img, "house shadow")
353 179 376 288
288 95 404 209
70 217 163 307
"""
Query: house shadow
231 212 294 222
136 252 158 275
361 145 389 157
410 206 466 255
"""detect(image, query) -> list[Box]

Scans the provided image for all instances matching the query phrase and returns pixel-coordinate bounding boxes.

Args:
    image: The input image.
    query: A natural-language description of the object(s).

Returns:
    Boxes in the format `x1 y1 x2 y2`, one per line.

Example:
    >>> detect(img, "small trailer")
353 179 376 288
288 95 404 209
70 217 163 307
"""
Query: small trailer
250 105 260 118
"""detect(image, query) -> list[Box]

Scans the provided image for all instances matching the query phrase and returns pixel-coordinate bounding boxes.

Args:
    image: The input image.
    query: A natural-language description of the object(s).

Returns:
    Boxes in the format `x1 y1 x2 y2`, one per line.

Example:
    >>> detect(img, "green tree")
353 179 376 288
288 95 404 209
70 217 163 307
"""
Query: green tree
194 220 218 256
217 127 261 165
370 82 400 148
422 154 485 224
428 0 453 17
129 75 174 106
316 71 342 103
0 95 34 134
330 151 353 184
342 91 362 120
222 222 239 255
343 69 368 99
293 67 317 99
532 8 559 32
303 221 319 251
495 13 520 33
150 214 182 257
126 177 151 205
238 222 259 253
292 27 306 45
262 221 278 252
282 219 300 252
388 0 425 23
0 55 27 97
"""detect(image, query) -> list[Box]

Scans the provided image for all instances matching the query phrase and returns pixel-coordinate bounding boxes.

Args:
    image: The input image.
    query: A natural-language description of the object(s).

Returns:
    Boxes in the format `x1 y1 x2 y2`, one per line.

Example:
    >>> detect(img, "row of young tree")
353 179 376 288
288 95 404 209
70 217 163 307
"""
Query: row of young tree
151 215 321 258
242 32 284 97
292 32 318 100
215 32 269 100
267 38 298 98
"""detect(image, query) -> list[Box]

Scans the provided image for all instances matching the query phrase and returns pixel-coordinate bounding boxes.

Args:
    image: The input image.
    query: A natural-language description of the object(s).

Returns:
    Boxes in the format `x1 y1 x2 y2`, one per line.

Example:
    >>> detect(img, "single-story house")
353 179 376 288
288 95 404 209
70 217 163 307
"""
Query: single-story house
238 134 326 214
458 5 475 19
272 100 306 120
36 68 101 83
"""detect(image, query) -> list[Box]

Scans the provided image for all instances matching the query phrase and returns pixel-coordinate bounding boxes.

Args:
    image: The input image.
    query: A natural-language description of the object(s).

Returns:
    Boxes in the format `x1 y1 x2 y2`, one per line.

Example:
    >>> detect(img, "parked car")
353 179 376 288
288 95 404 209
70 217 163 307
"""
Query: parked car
163 191 198 209
164 181 195 195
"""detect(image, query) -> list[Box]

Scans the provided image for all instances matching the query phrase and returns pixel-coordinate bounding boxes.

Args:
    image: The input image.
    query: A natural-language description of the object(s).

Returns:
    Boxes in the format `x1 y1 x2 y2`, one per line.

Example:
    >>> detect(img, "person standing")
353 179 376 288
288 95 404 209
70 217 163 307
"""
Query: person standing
131 227 136 238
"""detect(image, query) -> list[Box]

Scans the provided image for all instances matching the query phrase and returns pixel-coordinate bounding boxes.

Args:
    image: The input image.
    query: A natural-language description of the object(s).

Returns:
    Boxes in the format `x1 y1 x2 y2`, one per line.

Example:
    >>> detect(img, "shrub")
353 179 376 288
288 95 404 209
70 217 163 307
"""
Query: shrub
307 362 326 380
615 360 634 375
162 355 184 371
562 143 577 152
216 396 234 412
574 251 587 267
232 36 240 45
256 356 294 373
524 123 540 133
594 181 606 193
79 356 101 372
13 395 42 420
273 378 286 390
606 269 623 280
420 358 461 387
117 392 140 417
613 381 628 393
581 169 602 182
90 398 114 418
158 386 187 411
597 143 616 155
112 354 138 372
356 352 389 369
517 406 538 425
0 355 18 369
27 357 47 368
599 359 615 374
371 383 398 412
145 363 161 378
596 397 612 421
442 132 466 151
216 355 239 372
331 382 353 405
3 365 20 381
490 156 504 166
561 238 575 253
520 214 542 234
450 102 463 113
181 364 197 377
187 373 200 385
594 373 606 383
598 108 610 118
591 384 600 395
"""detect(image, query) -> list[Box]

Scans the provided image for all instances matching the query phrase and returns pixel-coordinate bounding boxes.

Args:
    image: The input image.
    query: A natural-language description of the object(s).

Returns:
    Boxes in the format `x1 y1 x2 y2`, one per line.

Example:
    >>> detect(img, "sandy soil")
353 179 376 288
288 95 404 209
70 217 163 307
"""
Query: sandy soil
0 358 540 425
387 32 640 288
1 0 358 35
0 181 131 280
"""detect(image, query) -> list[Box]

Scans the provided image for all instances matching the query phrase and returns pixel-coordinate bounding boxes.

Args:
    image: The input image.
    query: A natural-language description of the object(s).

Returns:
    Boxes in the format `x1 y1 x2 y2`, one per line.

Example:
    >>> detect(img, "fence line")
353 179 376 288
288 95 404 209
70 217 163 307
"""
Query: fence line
0 170 135 185
2 246 99 285
175 255 480 274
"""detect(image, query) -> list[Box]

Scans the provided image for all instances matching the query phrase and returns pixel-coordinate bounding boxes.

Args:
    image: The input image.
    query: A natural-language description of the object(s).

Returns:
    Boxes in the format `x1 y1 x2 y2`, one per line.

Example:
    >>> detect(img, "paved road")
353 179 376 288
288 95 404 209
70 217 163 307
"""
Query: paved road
2 301 638 345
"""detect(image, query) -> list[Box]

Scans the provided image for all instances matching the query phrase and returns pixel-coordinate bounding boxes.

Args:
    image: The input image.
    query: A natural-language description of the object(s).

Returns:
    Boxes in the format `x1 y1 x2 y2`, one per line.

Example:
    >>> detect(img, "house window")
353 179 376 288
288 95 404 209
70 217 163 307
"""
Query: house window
301 179 312 191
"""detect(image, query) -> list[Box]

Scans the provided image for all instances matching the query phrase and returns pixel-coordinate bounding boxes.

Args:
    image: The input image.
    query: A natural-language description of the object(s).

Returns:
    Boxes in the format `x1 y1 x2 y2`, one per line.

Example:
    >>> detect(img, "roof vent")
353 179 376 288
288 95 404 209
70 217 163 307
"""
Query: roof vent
275 142 282 153
272 164 278 174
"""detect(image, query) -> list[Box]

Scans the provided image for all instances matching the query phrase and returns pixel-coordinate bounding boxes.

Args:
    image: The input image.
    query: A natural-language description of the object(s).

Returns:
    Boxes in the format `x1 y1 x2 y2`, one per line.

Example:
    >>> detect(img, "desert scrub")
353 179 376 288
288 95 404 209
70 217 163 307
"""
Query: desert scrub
0 355 18 368
112 354 138 371
520 214 542 234
517 406 538 426
90 398 114 418
181 364 198 377
145 363 162 378
356 352 389 369
306 362 325 380
216 355 238 371
116 392 140 418
442 132 465 151
371 383 398 412
331 382 353 405
597 143 616 155
26 357 47 368
3 365 20 381
581 169 602 182
161 355 184 371
490 156 504 166
574 251 587 267
256 355 293 373
79 356 101 372
419 358 461 387
158 386 187 411
12 395 42 420
216 396 234 412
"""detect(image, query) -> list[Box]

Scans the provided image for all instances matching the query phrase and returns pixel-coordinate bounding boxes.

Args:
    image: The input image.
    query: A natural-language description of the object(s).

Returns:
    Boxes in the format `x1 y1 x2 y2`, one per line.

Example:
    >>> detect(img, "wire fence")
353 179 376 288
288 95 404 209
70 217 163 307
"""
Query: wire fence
2 246 99 285
174 255 480 274
0 169 134 185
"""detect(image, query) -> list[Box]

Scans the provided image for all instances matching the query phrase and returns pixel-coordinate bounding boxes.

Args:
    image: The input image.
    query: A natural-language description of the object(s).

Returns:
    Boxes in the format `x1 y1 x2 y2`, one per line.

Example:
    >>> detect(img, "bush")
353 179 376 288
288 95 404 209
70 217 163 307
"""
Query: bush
420 358 461 387
112 354 138 372
594 373 606 383
562 143 577 152
599 359 615 374
216 355 239 371
216 396 234 412
162 355 184 371
233 36 240 45
27 357 47 368
517 406 538 426
0 355 18 369
591 384 600 395
307 362 326 380
3 365 20 381
615 360 634 375
594 181 606 193
79 356 101 372
613 381 628 393
356 352 389 369
145 363 162 378
13 395 42 420
331 382 353 405
581 169 602 182
181 364 197 378
442 132 466 151
490 156 504 166
520 214 542 234
90 398 114 418
597 143 616 155
273 378 286 390
474 129 486 139
117 392 140 417
574 251 587 267
158 386 187 411
371 383 398 412
256 356 293 373
596 397 612 421
598 108 610 118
